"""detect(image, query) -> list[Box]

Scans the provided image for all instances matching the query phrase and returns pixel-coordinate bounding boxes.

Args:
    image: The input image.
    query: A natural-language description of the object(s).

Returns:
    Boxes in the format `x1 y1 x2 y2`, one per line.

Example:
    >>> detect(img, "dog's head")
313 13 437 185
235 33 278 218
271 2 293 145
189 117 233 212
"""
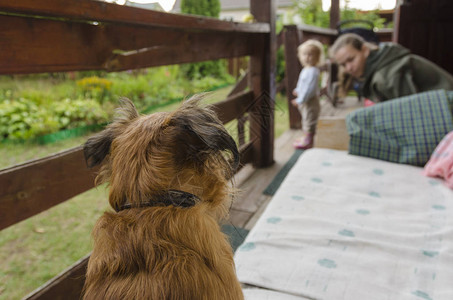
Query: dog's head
83 95 239 215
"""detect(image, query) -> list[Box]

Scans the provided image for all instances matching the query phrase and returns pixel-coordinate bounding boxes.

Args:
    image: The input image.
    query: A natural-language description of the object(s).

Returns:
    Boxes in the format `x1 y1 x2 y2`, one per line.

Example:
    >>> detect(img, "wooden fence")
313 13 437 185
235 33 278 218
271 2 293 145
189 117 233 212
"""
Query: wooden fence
0 0 276 298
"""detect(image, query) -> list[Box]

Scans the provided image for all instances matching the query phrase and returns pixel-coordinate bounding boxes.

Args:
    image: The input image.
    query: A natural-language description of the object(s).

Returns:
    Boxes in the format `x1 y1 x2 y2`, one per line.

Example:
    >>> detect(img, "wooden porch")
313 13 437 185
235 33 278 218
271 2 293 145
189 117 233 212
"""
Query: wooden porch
1 0 453 298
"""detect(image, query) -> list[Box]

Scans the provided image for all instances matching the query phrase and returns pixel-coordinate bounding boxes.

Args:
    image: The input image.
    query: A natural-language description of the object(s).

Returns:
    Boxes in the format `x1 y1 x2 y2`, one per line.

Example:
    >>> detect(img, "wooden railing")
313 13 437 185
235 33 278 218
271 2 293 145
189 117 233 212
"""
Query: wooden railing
0 0 276 298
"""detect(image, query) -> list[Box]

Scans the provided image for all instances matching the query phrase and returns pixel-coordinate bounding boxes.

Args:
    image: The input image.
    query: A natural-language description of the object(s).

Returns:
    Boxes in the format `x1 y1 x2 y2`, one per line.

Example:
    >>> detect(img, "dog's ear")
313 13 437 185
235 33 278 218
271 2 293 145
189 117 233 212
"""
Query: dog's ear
83 129 115 168
83 98 139 168
170 98 240 172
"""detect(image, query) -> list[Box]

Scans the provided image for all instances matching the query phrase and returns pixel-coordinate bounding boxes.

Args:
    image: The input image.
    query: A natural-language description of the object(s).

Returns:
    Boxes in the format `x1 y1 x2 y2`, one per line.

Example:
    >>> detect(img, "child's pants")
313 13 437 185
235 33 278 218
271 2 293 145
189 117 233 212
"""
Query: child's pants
297 96 320 134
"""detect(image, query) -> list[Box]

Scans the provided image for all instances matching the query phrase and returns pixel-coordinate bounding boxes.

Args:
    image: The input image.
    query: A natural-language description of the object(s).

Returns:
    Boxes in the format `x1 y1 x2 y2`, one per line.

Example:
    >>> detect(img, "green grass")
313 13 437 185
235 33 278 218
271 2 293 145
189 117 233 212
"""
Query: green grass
0 86 289 300
0 186 109 300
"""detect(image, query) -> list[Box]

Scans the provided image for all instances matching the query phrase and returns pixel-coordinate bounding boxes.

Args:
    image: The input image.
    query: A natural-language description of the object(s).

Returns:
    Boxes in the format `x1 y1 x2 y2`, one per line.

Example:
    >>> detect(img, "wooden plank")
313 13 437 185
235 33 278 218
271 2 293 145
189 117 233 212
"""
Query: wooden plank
228 71 249 97
0 0 270 34
107 32 258 72
24 255 89 300
228 208 253 229
232 129 299 214
230 130 301 227
238 141 254 169
231 164 273 213
394 0 453 75
377 28 393 42
283 25 302 129
224 72 251 148
277 30 284 48
244 195 272 230
0 14 260 74
212 90 254 124
314 117 349 150
0 147 97 230
237 115 248 147
249 0 276 168
297 24 338 43
330 0 340 29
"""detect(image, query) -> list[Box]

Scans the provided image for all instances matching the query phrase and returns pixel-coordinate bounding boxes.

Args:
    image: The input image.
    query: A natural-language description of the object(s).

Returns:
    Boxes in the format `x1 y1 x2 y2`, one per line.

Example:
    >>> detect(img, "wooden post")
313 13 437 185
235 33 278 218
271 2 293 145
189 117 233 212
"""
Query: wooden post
249 0 276 167
394 0 453 75
283 25 302 129
330 0 340 29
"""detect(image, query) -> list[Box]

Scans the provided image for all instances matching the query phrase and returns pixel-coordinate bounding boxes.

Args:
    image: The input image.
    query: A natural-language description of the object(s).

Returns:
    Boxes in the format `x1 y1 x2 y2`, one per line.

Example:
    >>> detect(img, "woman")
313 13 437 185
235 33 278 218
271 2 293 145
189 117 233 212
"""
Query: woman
330 33 453 102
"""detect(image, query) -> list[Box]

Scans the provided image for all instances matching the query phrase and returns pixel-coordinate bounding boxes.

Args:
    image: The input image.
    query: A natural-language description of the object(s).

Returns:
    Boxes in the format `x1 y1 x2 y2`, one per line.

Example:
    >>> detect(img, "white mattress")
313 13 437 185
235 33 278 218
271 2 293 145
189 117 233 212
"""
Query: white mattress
235 149 453 300
242 287 310 300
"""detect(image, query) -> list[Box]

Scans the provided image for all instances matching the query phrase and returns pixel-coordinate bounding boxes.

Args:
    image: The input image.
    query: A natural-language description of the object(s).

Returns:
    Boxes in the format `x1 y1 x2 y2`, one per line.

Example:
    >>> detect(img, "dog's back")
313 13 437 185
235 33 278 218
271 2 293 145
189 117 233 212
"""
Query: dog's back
82 97 243 299
84 206 243 299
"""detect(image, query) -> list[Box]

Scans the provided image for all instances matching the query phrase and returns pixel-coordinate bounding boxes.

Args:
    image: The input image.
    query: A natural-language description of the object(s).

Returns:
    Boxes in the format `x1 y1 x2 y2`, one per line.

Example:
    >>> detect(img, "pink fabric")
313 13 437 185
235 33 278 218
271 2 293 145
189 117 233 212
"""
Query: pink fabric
423 131 453 189
364 98 376 107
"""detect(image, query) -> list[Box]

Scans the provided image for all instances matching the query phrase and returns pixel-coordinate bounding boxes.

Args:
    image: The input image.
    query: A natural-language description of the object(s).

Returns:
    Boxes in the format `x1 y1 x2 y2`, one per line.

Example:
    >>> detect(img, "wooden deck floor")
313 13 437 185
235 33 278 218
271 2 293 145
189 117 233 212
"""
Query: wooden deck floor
228 96 362 230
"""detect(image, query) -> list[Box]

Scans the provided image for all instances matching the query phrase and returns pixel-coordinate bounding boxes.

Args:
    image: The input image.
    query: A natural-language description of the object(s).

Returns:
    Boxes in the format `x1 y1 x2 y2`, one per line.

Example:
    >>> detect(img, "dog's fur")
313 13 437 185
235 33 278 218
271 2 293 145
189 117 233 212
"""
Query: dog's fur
82 96 244 300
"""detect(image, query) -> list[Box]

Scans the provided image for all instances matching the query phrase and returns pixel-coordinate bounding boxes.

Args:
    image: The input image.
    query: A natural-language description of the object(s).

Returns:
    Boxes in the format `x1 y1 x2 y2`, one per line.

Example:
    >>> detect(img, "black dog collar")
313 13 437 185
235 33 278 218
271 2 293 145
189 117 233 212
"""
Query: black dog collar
116 190 199 212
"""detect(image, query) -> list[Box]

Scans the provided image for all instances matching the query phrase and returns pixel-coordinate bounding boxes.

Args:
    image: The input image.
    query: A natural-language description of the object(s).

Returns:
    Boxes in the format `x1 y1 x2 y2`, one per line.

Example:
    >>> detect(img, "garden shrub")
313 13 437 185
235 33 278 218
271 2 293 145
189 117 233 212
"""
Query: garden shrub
180 60 228 80
52 98 108 129
108 67 190 110
0 64 234 142
191 76 234 92
0 98 58 140
76 76 113 103
0 98 108 140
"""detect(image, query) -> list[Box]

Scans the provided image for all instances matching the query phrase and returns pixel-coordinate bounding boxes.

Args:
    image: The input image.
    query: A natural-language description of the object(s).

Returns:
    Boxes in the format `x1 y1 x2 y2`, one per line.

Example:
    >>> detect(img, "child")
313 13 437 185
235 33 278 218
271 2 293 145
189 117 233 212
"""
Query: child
291 39 324 149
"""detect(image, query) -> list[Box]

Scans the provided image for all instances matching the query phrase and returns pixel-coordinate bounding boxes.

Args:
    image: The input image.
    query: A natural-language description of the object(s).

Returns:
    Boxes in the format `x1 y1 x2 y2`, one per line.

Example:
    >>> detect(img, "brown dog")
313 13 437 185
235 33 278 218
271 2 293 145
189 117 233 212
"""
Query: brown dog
82 96 244 299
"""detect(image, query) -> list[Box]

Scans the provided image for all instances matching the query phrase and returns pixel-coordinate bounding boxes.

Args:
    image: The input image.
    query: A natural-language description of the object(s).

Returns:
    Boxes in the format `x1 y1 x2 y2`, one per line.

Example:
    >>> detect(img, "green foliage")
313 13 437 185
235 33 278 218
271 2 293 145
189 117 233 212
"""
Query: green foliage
290 0 390 29
52 99 108 129
0 97 108 140
0 77 77 106
181 0 220 17
0 98 58 140
355 10 388 29
180 0 227 80
276 18 286 90
76 76 112 104
293 0 330 28
187 75 234 94
276 46 286 85
0 64 233 142
180 60 229 80
107 66 185 110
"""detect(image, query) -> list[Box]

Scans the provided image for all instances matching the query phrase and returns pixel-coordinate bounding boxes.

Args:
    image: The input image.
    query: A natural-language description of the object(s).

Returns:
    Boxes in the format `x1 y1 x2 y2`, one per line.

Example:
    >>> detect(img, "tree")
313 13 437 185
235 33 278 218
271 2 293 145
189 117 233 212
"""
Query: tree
290 0 389 29
180 0 225 79
180 0 220 17
293 0 329 28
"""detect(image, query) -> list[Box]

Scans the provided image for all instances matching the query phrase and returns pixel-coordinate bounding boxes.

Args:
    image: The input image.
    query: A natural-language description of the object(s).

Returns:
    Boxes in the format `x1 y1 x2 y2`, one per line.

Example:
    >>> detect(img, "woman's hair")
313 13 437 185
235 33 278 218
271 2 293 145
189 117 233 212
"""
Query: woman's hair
329 33 378 58
297 39 325 67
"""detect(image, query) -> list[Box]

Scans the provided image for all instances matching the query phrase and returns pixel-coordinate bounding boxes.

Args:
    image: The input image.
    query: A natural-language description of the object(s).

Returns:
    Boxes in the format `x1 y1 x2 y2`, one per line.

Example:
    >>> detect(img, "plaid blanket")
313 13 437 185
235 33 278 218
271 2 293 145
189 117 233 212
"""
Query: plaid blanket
346 90 453 166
